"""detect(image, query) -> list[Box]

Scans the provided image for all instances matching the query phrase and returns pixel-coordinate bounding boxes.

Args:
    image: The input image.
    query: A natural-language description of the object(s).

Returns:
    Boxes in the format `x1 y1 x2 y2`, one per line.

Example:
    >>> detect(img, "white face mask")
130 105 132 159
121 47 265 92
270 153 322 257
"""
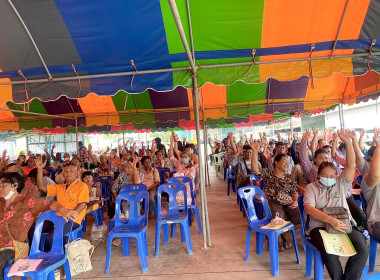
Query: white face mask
4 190 15 200
319 177 336 187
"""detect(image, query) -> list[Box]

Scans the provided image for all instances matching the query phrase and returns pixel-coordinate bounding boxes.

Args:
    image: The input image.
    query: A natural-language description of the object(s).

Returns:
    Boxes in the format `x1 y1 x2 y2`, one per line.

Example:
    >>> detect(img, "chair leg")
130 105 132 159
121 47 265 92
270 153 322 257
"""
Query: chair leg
245 228 252 261
82 217 87 232
188 208 192 227
255 232 264 255
194 205 202 234
136 235 148 273
362 264 369 277
144 231 148 256
63 259 72 280
105 235 113 274
299 227 306 251
163 224 169 244
182 221 192 255
305 247 313 277
227 180 230 196
48 270 55 280
155 222 161 257
268 234 279 277
290 228 301 264
122 237 130 257
369 237 378 272
179 223 186 242
314 251 324 280
170 224 176 238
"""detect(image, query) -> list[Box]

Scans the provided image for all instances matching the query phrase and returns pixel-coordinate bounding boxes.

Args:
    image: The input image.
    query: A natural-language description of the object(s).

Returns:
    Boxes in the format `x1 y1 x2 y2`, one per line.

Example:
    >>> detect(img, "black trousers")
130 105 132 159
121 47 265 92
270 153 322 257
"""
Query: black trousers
346 196 367 230
310 227 368 280
0 249 14 280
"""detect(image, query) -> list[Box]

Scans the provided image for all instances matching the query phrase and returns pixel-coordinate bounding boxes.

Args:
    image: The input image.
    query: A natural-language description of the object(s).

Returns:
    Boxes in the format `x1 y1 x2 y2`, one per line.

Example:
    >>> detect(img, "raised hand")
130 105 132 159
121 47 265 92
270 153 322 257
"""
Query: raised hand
347 130 357 140
44 148 48 153
302 129 311 141
35 155 46 169
2 150 6 158
324 127 328 135
52 144 56 149
228 132 233 139
359 129 365 138
132 155 139 167
312 127 318 136
374 127 380 139
337 129 351 143
249 138 260 152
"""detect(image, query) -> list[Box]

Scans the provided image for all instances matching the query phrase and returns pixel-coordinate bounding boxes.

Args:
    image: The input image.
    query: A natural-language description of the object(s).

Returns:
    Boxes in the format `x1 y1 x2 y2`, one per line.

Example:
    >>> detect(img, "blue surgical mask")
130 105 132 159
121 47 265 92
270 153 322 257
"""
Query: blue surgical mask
182 158 189 164
319 177 336 187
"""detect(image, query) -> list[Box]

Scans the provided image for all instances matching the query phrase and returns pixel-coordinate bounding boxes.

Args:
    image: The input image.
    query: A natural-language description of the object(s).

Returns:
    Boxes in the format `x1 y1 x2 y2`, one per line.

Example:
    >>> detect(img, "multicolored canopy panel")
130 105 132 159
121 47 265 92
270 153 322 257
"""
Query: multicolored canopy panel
0 0 380 107
0 71 379 133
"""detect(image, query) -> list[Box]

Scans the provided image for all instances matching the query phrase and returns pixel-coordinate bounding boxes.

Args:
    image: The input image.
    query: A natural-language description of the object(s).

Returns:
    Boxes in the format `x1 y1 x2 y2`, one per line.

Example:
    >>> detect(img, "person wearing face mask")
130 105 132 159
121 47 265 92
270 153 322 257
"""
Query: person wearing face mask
300 129 342 185
303 130 368 280
359 135 380 241
0 172 78 279
251 140 301 252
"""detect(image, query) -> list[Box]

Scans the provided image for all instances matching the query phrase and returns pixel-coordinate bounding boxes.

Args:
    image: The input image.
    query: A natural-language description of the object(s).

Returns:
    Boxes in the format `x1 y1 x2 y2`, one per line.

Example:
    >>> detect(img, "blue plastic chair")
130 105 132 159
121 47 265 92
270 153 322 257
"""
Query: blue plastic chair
3 259 13 280
360 191 379 272
155 183 193 257
227 166 236 196
105 191 149 274
168 177 202 235
157 167 170 184
82 206 104 232
239 186 300 277
21 210 72 280
298 195 368 279
109 184 148 231
95 175 113 207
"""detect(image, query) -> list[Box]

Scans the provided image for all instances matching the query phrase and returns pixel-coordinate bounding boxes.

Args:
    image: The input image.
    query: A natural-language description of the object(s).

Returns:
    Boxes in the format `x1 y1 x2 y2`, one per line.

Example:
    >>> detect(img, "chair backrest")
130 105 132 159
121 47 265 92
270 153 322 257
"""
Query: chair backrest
157 183 188 215
238 186 272 225
30 210 67 254
249 173 264 189
97 175 113 197
120 184 147 193
214 153 225 165
168 176 194 202
115 191 148 226
157 167 170 184
297 195 311 236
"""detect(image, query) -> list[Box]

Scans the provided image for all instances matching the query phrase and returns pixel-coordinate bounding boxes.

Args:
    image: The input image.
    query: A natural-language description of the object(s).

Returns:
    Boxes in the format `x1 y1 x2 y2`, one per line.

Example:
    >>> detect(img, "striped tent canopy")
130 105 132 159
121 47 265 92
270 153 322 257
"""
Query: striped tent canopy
0 0 380 106
1 71 379 133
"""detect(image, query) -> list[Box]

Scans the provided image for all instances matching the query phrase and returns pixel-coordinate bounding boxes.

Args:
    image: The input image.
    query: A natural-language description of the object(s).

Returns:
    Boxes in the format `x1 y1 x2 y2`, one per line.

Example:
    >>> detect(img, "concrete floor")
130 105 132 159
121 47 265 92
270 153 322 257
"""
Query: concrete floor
77 166 380 280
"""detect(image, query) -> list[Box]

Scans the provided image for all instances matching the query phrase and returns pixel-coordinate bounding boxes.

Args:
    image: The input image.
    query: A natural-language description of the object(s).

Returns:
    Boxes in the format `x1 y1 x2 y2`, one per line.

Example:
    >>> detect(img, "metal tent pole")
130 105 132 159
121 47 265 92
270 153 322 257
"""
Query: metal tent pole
338 103 345 129
75 117 79 155
2 52 380 86
330 0 350 57
203 119 211 187
168 0 209 250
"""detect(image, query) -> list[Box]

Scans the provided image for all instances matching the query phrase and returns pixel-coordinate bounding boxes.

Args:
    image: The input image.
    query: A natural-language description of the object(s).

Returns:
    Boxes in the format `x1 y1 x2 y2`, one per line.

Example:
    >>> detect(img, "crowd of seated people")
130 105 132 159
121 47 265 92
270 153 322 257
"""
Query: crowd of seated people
214 127 379 280
0 134 200 278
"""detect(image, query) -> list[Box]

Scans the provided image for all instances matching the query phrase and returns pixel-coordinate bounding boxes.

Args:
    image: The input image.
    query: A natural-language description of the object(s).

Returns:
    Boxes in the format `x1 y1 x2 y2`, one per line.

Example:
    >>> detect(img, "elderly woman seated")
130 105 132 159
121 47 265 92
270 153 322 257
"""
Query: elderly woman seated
304 130 368 280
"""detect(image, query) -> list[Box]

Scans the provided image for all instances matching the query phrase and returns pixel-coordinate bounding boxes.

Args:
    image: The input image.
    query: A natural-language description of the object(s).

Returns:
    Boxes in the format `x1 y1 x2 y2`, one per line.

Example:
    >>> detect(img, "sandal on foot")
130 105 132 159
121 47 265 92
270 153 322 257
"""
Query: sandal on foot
278 241 285 252
112 238 122 246
284 239 292 249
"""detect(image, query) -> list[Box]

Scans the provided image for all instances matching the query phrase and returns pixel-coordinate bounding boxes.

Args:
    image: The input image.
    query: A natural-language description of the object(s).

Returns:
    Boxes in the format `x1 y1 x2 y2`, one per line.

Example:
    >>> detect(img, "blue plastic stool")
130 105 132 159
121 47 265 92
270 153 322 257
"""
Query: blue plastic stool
22 210 73 280
105 190 149 274
360 191 380 272
239 187 300 277
155 183 192 257
298 195 368 279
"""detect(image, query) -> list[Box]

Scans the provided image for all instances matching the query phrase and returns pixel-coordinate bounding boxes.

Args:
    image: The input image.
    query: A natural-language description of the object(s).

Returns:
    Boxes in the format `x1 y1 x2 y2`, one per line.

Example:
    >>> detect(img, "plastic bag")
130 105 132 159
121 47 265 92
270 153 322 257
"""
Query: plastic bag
90 222 107 241
270 212 285 226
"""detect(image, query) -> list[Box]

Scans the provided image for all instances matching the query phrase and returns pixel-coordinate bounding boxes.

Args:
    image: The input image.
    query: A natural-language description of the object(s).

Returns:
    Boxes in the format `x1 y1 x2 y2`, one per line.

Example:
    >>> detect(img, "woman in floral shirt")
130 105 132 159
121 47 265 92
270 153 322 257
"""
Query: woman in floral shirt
250 141 300 252
0 172 77 279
